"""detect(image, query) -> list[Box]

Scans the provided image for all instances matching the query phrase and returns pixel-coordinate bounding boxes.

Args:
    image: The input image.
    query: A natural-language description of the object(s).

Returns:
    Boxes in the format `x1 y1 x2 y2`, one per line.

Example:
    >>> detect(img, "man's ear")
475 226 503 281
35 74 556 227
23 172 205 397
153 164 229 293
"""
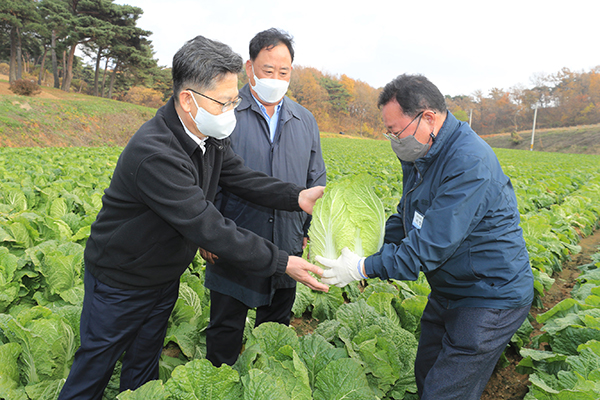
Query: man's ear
245 60 254 84
423 110 437 126
179 90 193 113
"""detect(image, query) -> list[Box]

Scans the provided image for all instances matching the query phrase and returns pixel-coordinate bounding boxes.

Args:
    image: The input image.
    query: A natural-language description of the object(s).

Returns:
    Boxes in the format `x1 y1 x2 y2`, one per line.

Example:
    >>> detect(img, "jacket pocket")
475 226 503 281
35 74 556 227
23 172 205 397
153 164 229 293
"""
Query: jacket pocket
439 244 479 282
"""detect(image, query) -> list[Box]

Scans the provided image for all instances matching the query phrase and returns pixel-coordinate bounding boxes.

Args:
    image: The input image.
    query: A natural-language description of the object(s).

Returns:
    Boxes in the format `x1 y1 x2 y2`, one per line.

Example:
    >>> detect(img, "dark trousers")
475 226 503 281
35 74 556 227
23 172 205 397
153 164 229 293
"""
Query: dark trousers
58 269 180 400
415 296 531 400
205 287 296 367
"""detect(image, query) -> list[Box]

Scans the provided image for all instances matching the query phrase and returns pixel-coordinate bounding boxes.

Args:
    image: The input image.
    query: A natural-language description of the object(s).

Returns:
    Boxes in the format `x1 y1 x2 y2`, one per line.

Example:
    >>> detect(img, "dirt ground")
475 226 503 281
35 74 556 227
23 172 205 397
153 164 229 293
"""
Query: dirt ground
480 228 600 400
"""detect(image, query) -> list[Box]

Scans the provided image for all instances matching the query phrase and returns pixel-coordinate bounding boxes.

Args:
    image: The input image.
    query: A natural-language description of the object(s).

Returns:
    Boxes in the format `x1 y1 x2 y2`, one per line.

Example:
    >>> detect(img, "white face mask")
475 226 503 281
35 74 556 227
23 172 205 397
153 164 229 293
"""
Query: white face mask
250 64 290 104
188 92 237 140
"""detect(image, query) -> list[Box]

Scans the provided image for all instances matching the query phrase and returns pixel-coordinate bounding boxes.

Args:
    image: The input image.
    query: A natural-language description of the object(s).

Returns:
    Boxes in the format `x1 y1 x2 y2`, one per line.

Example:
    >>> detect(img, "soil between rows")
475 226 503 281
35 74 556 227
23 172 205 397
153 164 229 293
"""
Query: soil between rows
480 229 600 399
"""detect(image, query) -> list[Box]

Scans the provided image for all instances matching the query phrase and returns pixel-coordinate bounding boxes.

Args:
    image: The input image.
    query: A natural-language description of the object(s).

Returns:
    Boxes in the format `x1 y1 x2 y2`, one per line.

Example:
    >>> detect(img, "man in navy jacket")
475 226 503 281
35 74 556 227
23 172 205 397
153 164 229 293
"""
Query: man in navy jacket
317 74 533 400
58 35 327 400
203 28 326 367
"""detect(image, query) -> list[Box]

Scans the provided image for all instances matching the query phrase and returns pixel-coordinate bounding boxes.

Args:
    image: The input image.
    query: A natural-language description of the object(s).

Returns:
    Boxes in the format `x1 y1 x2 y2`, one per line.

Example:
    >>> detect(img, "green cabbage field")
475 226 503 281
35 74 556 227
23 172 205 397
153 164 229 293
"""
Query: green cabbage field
1 139 599 400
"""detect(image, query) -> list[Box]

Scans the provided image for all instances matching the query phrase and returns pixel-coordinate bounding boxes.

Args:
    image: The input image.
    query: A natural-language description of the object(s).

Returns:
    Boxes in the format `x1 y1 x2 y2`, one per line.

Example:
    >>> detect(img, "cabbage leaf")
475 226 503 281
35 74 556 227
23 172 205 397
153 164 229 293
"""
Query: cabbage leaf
309 175 385 262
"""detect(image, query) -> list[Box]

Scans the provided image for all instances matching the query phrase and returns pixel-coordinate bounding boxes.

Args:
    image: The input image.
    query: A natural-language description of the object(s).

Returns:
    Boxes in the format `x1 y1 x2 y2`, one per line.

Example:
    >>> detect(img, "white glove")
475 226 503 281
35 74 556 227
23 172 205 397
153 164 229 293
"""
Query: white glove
315 247 367 288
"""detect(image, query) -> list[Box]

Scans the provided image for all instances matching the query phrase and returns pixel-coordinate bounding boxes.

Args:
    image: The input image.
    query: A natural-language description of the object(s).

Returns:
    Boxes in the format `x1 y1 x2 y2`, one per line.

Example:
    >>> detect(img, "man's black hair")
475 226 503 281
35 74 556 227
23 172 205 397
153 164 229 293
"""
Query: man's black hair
378 74 446 116
172 35 243 103
249 28 294 62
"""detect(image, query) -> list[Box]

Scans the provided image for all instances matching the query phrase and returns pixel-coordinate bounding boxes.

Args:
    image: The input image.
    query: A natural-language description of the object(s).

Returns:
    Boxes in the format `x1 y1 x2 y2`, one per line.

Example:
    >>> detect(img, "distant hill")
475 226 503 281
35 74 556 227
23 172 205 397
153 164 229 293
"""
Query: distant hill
1 77 599 154
480 124 600 155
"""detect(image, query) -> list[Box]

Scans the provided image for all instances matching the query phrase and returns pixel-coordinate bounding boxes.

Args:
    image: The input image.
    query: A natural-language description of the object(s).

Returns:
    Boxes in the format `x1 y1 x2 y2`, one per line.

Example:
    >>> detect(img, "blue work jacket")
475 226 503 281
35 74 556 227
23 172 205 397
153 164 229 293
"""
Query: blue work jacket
205 84 326 307
365 112 533 309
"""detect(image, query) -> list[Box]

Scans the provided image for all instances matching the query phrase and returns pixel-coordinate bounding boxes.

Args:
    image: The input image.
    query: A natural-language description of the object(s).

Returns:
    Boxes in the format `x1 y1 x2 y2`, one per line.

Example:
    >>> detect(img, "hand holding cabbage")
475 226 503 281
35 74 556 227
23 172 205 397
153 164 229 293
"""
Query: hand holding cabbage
308 175 385 286
298 185 325 214
316 247 366 287
286 256 328 292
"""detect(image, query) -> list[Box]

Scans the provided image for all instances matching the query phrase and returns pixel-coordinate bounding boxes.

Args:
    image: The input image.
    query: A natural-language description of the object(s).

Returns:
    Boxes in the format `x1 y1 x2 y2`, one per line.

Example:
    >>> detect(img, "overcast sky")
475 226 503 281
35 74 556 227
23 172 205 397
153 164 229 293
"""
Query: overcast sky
117 0 599 97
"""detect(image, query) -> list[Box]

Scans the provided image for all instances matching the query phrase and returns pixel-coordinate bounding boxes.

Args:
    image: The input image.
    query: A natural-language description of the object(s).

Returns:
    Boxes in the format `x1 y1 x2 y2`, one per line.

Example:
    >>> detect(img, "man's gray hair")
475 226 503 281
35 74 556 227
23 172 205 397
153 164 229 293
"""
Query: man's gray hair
172 35 243 103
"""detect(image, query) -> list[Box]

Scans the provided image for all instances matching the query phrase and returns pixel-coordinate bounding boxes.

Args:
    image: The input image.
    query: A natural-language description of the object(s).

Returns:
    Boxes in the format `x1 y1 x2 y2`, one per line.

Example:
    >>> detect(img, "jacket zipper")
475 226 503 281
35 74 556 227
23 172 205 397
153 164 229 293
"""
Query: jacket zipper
402 164 423 237
201 149 210 193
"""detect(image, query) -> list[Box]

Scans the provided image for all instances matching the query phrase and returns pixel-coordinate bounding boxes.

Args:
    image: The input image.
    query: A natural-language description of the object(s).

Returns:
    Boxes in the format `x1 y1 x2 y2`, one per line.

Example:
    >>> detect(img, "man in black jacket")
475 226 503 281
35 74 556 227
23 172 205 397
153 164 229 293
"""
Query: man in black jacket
58 35 327 400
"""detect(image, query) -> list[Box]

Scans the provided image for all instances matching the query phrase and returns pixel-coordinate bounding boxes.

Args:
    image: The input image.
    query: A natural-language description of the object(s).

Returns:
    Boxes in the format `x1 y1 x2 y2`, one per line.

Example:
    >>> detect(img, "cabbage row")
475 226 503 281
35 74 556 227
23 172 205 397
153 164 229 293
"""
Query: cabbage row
517 250 600 399
0 143 599 399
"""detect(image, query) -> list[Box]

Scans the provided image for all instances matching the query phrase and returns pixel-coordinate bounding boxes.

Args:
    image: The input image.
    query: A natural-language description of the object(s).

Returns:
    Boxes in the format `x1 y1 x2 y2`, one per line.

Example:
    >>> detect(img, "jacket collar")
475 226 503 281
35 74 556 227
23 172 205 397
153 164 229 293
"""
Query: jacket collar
412 110 461 169
162 96 227 157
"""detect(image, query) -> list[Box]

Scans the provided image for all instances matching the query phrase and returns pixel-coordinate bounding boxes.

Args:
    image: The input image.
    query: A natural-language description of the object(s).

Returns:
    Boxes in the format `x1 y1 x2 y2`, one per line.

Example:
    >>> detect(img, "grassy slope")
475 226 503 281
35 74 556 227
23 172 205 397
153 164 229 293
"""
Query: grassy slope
1 77 599 154
480 124 600 155
0 78 155 147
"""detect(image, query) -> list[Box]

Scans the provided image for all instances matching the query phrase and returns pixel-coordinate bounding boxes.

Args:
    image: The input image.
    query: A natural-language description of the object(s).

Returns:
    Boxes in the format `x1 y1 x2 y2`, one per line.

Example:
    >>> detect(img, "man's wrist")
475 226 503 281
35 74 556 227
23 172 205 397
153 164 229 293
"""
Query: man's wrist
357 258 368 279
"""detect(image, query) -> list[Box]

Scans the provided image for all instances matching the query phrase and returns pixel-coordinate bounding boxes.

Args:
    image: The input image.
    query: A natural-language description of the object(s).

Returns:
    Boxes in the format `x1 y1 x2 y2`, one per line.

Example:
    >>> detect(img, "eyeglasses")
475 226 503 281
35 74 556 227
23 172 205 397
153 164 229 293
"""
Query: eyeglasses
187 88 242 112
383 111 424 141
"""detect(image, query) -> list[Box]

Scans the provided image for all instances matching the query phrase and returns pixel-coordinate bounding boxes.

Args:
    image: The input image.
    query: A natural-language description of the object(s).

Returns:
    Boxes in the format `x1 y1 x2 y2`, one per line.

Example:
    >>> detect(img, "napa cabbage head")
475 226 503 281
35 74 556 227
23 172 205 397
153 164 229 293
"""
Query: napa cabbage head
309 175 385 262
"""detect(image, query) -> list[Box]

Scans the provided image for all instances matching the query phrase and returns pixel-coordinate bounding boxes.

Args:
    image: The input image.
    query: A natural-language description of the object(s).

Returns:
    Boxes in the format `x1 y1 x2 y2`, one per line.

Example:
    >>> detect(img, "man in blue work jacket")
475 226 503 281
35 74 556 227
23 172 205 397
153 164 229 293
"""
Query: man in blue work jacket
203 28 327 367
317 74 533 400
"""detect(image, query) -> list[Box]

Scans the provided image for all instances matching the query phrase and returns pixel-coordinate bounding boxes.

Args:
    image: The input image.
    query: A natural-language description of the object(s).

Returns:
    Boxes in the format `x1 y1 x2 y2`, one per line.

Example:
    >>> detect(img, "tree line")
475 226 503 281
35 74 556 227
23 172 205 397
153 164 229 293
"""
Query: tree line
447 67 600 136
2 1 599 137
1 0 168 99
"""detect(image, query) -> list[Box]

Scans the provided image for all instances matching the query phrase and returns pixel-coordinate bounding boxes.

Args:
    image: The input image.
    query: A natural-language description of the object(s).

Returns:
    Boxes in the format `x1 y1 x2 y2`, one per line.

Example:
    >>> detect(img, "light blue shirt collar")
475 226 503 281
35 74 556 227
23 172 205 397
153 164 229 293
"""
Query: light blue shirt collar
251 94 283 142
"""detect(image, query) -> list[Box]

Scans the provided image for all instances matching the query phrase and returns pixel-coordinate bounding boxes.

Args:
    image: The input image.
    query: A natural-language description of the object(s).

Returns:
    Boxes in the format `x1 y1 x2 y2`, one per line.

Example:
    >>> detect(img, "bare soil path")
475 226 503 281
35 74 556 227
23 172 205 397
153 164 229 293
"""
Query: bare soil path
481 229 600 399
